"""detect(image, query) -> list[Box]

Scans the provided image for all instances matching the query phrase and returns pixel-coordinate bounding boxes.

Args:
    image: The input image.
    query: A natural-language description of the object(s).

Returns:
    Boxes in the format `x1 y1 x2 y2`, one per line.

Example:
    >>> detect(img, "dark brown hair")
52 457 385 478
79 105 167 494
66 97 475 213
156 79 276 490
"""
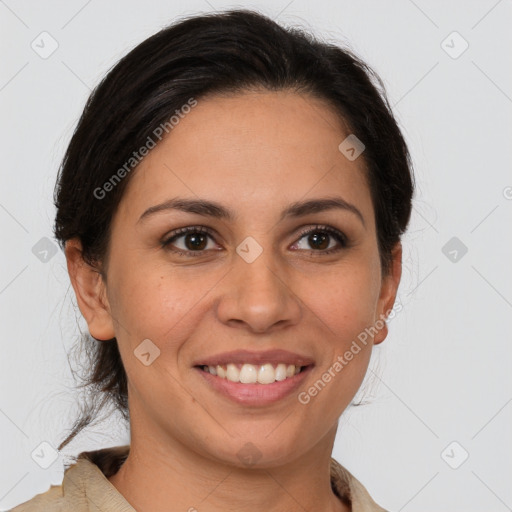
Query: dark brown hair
54 8 414 451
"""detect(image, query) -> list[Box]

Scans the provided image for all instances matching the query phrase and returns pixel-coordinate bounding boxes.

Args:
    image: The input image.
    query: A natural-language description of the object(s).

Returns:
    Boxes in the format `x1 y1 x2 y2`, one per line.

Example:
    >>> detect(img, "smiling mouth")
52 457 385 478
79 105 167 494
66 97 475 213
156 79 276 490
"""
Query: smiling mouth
195 363 310 385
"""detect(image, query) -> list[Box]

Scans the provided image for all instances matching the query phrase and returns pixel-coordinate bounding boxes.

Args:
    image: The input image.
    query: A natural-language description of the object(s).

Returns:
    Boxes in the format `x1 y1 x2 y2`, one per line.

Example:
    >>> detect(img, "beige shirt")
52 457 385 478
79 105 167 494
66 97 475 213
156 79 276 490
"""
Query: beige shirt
11 445 388 511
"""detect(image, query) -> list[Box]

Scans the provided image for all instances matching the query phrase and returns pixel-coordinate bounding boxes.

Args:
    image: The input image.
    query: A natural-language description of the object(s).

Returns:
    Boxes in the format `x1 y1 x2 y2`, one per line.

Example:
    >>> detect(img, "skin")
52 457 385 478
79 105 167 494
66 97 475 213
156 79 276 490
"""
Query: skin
66 90 402 512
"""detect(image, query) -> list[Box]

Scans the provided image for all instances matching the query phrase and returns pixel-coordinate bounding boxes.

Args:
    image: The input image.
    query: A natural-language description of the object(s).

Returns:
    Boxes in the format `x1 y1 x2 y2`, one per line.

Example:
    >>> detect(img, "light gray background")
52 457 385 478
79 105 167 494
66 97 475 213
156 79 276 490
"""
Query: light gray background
1 0 511 510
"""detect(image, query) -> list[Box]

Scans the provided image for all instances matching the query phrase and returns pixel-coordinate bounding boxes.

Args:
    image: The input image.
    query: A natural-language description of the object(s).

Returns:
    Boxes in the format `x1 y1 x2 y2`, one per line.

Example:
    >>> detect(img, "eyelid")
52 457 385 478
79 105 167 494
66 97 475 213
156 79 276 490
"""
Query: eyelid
164 224 215 236
162 225 218 245
162 224 348 248
295 224 347 244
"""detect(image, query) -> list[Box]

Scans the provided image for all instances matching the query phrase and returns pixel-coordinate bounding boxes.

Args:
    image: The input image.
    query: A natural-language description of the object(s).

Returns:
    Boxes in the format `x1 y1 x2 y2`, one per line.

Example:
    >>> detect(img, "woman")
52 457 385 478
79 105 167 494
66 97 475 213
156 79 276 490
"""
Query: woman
12 8 413 512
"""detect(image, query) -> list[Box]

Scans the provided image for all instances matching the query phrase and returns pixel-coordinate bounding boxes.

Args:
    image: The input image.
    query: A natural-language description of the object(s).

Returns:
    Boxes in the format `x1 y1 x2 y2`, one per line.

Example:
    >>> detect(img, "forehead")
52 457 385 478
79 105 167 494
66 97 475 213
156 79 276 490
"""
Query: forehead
116 90 373 224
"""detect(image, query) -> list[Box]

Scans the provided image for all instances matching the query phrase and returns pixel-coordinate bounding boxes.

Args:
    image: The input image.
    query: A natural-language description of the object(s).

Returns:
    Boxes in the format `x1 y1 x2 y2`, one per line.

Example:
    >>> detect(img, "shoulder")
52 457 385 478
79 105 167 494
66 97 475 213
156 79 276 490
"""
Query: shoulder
10 445 133 512
330 457 390 512
9 465 78 511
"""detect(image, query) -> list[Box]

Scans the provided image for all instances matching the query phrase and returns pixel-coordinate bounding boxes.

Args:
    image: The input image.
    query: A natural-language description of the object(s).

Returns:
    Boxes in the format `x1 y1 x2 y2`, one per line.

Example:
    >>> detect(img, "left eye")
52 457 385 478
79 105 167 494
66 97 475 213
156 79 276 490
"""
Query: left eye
291 226 347 254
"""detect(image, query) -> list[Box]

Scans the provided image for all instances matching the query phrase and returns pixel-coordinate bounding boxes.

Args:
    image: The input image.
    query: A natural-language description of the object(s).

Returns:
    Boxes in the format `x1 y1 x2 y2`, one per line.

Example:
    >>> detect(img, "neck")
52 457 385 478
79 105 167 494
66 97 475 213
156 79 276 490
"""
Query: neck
107 419 349 512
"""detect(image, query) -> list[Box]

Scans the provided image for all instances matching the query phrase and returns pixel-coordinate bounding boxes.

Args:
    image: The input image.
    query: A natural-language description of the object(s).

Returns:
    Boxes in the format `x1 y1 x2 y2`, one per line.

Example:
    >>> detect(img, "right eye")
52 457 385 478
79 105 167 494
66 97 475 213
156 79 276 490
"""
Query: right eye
162 226 220 257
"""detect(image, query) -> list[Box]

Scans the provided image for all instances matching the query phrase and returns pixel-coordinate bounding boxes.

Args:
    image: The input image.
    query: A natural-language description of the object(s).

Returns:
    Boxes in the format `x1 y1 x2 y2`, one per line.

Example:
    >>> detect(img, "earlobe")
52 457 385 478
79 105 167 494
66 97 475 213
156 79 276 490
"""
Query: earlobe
65 238 116 341
373 242 402 345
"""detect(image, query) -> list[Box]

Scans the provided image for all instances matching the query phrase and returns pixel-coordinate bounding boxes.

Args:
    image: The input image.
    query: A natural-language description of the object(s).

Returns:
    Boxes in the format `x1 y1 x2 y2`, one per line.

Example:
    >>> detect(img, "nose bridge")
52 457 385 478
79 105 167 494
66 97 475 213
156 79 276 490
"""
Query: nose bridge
234 230 281 283
215 238 301 332
238 243 283 295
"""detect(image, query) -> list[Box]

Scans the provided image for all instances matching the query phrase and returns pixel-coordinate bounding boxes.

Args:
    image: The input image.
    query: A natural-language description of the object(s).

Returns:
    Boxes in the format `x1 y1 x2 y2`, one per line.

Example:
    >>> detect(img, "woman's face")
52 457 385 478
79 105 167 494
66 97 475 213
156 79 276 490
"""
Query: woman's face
72 90 401 467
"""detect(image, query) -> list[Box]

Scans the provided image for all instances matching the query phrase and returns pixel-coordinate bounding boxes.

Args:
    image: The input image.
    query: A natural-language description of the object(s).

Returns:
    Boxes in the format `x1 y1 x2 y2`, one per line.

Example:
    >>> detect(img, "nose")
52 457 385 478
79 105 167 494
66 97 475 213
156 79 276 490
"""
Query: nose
215 248 302 334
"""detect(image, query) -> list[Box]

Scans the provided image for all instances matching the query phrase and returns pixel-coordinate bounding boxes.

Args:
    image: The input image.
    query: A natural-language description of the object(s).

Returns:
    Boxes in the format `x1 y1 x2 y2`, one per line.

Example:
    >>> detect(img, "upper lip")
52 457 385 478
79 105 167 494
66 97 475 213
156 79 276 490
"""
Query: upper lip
193 349 315 367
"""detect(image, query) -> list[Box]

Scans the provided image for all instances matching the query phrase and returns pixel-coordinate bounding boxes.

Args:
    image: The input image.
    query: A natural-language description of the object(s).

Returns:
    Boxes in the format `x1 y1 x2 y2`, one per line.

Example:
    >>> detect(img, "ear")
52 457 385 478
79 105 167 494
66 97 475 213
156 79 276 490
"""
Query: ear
65 238 116 341
373 242 402 345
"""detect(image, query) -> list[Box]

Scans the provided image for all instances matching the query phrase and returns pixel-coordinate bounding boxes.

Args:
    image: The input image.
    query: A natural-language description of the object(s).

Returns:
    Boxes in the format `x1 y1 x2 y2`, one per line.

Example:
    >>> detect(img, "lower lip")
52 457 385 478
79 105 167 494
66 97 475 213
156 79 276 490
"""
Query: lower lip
195 366 313 406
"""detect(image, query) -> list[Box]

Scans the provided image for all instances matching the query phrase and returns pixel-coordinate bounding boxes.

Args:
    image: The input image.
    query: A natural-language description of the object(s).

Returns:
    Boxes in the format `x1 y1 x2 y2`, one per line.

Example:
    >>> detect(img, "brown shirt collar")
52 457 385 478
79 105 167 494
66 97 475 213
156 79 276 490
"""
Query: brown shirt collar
74 444 388 512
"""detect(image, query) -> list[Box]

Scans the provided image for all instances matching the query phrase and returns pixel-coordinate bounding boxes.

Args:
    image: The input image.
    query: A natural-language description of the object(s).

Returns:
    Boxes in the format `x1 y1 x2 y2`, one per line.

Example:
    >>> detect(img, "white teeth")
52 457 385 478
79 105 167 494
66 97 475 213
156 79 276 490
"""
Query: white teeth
275 363 287 381
239 363 258 383
226 363 240 382
204 362 304 384
257 363 275 384
216 365 226 379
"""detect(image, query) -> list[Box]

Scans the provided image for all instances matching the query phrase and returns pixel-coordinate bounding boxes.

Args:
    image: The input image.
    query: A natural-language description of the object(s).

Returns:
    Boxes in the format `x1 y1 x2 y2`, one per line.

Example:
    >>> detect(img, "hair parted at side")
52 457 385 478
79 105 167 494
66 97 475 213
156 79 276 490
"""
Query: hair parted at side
54 8 414 451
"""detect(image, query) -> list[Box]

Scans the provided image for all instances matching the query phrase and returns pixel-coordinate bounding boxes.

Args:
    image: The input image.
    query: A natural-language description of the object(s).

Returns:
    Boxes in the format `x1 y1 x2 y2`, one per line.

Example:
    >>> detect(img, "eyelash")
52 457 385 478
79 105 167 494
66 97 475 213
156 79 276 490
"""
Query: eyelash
161 224 348 258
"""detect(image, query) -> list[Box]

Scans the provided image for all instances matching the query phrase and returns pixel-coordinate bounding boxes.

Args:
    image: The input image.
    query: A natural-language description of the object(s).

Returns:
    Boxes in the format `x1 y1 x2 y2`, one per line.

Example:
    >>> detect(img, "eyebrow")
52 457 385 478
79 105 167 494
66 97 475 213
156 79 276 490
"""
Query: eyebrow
137 196 365 227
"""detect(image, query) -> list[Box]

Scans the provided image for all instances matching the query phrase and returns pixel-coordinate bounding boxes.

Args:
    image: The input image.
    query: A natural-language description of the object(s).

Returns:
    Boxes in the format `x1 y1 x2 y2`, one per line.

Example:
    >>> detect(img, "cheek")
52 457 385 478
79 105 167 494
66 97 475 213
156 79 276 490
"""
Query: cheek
306 262 380 341
108 270 202 399
108 262 220 357
297 267 378 415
